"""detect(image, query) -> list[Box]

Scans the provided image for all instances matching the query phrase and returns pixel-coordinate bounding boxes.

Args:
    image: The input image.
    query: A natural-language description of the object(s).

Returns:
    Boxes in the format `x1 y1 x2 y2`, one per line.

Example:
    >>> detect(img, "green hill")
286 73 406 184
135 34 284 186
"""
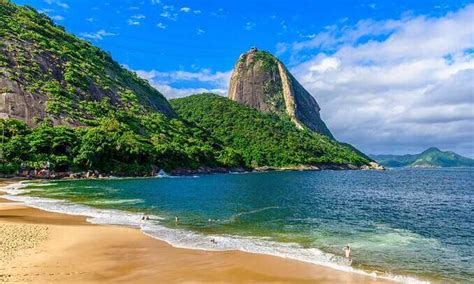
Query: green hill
370 147 474 168
0 1 242 175
171 93 371 168
0 0 173 125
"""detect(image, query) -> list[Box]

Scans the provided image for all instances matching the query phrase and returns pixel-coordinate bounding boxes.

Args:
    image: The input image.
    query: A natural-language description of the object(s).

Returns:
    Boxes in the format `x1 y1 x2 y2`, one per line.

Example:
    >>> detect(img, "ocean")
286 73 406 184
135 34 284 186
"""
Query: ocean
2 168 473 283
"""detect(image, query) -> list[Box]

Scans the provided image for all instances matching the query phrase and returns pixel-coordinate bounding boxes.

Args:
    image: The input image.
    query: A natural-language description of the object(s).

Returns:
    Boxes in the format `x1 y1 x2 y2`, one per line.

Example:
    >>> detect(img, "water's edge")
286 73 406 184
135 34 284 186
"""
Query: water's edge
0 180 428 284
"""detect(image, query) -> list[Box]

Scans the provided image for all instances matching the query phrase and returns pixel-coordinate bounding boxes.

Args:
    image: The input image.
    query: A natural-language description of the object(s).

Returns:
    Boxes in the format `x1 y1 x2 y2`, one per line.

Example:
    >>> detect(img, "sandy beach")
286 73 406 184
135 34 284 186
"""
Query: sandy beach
0 179 390 283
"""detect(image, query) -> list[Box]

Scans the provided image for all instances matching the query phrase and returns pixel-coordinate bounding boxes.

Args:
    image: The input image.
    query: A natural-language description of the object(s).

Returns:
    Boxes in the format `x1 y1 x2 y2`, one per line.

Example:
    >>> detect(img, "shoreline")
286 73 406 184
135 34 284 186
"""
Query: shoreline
1 161 384 180
0 179 395 283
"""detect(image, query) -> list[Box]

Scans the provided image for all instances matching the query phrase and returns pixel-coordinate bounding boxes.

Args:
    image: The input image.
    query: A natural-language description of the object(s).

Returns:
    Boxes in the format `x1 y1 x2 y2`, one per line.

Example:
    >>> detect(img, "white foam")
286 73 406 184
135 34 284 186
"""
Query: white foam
0 181 428 283
83 198 144 205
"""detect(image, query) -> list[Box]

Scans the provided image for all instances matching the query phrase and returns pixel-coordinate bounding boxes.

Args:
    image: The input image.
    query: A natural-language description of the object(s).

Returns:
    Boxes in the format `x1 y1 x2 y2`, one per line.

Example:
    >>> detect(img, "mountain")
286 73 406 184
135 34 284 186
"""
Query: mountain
0 1 243 176
228 48 333 138
0 1 378 176
370 147 474 168
171 93 373 169
0 0 174 126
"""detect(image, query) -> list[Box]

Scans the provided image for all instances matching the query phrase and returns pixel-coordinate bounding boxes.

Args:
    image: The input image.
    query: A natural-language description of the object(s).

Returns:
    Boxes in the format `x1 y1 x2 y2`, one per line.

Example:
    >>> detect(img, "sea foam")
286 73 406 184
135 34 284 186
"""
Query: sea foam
0 181 428 283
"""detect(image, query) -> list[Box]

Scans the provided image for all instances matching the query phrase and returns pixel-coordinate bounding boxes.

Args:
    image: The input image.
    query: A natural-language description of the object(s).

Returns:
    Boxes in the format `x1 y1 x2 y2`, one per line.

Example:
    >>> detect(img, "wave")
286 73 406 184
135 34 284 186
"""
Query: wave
26 182 58 187
83 198 144 206
0 182 428 283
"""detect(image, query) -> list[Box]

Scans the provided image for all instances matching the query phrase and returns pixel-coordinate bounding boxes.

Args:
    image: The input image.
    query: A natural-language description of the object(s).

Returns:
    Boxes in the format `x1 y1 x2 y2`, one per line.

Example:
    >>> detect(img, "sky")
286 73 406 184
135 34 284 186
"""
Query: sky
11 0 474 157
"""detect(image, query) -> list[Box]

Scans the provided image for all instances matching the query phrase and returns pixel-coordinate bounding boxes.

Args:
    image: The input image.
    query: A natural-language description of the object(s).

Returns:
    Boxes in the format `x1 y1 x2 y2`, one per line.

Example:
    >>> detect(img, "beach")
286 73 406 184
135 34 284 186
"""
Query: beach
0 179 391 283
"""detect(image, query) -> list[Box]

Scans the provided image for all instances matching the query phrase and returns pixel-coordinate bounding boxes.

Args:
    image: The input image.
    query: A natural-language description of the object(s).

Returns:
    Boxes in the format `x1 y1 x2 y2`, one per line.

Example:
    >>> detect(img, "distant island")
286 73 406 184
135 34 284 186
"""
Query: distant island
370 147 474 168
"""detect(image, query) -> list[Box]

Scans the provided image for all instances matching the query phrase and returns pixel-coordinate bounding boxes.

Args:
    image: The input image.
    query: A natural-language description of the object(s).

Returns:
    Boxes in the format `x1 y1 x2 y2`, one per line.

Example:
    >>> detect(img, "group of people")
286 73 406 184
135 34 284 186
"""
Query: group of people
140 215 352 256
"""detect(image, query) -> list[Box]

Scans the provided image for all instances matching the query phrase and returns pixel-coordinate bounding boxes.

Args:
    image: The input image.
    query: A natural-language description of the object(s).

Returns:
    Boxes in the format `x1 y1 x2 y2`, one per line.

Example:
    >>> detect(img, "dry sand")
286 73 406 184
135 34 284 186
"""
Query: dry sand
0 179 391 283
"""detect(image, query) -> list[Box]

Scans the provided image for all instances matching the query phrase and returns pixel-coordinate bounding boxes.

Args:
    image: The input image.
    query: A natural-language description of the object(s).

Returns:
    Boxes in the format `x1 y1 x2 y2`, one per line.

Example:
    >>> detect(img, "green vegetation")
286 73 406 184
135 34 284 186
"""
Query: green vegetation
0 114 242 175
171 94 370 168
0 2 372 176
370 147 474 168
251 50 279 72
0 0 173 123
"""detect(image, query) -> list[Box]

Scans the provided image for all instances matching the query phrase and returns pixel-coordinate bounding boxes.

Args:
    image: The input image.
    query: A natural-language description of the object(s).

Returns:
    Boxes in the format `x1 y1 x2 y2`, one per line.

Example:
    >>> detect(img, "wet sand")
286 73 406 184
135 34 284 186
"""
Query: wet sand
0 179 390 283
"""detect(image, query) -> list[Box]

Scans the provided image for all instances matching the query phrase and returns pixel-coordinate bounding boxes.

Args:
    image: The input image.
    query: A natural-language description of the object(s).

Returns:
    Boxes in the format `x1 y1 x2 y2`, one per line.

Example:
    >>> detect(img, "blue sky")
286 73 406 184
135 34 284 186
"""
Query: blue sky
12 0 469 72
11 0 474 157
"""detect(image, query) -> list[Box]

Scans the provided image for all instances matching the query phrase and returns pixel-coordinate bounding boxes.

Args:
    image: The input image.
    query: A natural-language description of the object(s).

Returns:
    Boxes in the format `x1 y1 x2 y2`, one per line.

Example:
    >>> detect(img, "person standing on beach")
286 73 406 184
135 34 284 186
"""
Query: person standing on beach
343 244 351 259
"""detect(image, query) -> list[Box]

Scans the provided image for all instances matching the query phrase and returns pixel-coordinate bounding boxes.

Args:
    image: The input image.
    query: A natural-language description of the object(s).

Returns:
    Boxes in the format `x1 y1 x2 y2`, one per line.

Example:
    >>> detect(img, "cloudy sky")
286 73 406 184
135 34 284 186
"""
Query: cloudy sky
13 0 474 157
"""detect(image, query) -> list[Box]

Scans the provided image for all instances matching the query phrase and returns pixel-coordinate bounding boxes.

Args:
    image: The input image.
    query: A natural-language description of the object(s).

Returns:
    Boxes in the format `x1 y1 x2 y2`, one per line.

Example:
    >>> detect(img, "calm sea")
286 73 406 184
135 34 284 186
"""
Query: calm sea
3 168 473 283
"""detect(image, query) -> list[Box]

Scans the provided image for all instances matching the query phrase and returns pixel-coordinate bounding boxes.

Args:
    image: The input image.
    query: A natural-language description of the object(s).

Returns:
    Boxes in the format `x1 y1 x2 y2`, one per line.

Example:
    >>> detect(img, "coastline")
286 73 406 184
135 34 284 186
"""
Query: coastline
1 161 384 181
0 179 393 283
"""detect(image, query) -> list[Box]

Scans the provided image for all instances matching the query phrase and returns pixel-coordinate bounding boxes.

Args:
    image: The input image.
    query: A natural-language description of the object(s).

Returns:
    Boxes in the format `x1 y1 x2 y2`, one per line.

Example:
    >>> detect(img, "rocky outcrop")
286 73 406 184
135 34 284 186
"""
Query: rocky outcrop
360 162 385 170
228 48 333 138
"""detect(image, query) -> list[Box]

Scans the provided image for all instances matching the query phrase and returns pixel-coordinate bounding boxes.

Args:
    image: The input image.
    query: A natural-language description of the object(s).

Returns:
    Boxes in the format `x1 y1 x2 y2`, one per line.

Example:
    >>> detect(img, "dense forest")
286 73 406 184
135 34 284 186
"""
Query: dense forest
0 114 242 175
171 94 370 168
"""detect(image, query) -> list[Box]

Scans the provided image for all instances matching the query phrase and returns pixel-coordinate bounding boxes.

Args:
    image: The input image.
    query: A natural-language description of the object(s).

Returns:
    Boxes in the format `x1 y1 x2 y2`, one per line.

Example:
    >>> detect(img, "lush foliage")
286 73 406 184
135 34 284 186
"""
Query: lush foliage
0 115 242 175
171 94 370 168
0 0 173 124
0 1 371 176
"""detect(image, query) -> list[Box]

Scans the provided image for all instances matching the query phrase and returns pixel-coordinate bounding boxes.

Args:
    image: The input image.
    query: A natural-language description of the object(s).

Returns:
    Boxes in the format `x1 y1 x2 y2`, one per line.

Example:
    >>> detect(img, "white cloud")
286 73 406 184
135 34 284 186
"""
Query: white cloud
244 22 255 31
156 22 166 29
211 8 225 18
50 15 64 21
193 10 202 14
151 84 227 98
131 14 145 19
127 14 145 25
127 19 140 26
132 68 232 98
196 28 205 35
79 29 117 40
160 11 177 21
180 7 191 13
38 8 54 14
281 5 474 156
44 0 69 9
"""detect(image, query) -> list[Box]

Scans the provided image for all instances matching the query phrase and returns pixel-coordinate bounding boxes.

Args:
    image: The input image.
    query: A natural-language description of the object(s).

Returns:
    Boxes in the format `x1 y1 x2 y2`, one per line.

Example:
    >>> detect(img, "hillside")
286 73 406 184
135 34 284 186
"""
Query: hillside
171 93 372 168
0 1 377 176
370 147 474 168
0 1 245 176
228 48 333 138
0 0 173 126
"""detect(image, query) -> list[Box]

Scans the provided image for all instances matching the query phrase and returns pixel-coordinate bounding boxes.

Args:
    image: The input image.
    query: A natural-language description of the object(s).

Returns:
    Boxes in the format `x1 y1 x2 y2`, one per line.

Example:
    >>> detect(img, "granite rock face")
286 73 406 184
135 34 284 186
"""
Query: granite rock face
228 48 333 138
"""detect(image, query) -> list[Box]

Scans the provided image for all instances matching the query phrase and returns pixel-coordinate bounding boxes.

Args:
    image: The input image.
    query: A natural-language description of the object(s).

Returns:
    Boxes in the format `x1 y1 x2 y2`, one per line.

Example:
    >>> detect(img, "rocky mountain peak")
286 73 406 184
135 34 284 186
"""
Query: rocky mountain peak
228 48 333 138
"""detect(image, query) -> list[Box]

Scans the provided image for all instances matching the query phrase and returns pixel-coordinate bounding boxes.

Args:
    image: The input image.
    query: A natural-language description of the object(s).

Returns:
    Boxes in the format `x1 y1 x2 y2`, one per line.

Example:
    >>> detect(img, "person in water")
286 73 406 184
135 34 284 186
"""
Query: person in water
343 244 351 259
175 216 179 224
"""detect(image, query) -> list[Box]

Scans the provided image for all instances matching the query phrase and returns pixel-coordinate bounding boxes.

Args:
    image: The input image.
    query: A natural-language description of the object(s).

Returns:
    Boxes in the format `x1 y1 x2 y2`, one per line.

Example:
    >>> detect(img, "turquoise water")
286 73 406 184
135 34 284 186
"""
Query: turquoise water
4 168 473 282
